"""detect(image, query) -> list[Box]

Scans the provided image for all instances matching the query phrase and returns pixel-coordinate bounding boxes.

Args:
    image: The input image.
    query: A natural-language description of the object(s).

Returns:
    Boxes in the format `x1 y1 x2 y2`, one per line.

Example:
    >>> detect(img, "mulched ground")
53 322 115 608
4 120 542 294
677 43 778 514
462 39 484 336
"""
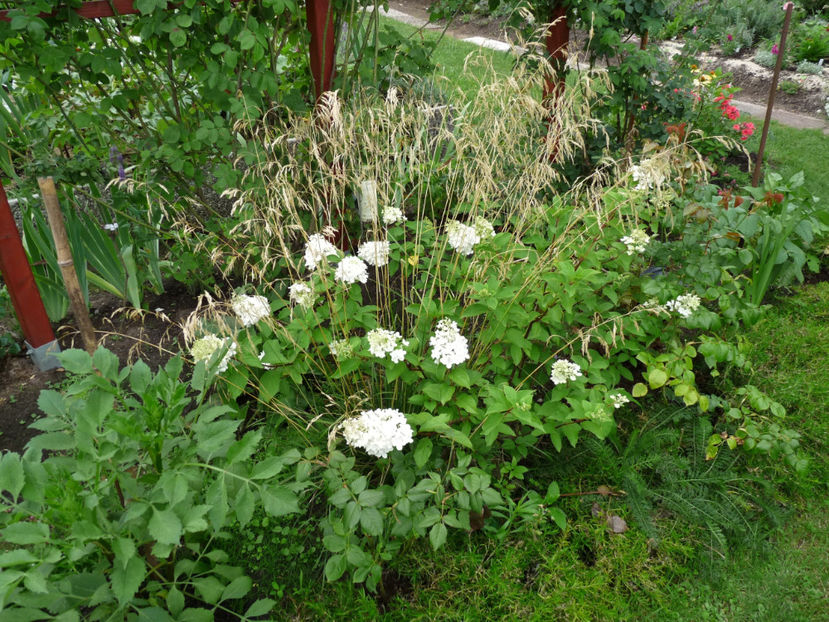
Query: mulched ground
0 283 197 454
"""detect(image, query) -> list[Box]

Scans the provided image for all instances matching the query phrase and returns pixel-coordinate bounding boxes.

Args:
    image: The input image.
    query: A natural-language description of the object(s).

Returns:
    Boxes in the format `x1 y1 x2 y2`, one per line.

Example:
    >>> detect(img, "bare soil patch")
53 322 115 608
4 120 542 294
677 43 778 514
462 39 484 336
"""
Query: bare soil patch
0 283 196 454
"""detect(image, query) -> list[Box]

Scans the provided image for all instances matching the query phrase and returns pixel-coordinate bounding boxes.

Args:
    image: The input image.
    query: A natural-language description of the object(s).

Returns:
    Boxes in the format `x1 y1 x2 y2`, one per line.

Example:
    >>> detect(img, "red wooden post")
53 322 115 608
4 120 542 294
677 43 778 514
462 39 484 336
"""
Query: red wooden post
306 0 336 100
543 4 569 103
0 181 60 369
543 4 569 160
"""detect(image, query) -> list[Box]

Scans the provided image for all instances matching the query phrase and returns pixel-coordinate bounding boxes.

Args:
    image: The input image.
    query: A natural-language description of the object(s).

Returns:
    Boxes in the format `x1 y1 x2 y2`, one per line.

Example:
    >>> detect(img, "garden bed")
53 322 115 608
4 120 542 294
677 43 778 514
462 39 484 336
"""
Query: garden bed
0 284 195 453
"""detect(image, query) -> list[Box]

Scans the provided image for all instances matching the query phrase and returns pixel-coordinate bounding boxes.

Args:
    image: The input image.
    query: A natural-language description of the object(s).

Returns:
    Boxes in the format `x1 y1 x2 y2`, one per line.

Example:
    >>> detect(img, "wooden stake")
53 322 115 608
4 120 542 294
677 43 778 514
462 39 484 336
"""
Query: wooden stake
37 177 97 354
752 2 794 187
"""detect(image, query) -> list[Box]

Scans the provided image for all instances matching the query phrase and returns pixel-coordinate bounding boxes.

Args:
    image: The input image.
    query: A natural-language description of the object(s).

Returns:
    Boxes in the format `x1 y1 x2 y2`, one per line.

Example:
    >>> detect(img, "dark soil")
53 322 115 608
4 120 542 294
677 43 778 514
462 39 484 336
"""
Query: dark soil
0 283 197 454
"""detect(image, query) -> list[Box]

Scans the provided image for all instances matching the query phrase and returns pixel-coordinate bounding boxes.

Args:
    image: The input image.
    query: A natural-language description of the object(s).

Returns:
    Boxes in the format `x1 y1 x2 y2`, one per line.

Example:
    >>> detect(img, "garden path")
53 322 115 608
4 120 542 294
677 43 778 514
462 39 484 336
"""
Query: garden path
382 1 829 134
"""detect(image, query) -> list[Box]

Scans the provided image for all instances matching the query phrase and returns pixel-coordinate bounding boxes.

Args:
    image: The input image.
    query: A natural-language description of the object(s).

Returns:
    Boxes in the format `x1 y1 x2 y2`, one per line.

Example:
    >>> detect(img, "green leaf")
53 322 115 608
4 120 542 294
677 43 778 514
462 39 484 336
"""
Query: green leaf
449 367 471 388
235 484 255 527
429 522 447 550
167 586 185 616
423 382 455 405
249 456 286 479
193 576 224 605
110 556 145 604
261 485 299 517
1 522 49 545
221 576 252 601
129 360 152 395
357 489 384 507
226 430 261 465
360 507 384 536
37 390 66 417
169 28 187 47
0 452 24 498
322 535 346 553
148 508 182 547
549 507 566 530
647 368 668 389
324 554 347 581
245 599 276 618
58 349 93 374
111 537 136 570
413 438 432 469
631 382 648 397
0 549 39 567
92 347 119 380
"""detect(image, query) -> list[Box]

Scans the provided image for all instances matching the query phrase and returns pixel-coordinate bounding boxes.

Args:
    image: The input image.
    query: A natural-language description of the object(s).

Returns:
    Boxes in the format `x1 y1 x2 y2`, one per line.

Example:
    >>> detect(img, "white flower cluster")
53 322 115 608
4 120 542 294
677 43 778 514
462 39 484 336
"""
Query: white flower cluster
340 408 414 458
288 282 316 309
429 318 469 369
357 240 390 267
630 160 665 191
366 328 409 363
329 338 354 361
665 293 701 318
550 359 582 385
472 216 496 240
231 294 271 327
304 233 340 270
334 256 369 285
609 393 630 409
446 220 481 256
620 229 651 255
190 335 236 373
383 206 406 225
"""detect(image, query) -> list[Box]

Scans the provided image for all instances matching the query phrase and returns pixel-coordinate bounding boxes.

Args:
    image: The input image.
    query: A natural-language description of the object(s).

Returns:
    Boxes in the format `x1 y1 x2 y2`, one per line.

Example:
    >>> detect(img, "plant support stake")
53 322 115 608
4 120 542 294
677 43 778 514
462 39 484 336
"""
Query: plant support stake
0 180 61 370
38 177 97 354
752 2 794 187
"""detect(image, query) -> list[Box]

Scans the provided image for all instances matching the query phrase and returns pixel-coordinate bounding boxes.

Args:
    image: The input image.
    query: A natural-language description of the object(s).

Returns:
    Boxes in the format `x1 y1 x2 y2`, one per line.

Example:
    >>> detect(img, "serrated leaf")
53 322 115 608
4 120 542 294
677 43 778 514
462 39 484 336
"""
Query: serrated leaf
1 522 49 545
249 456 286 480
129 360 152 395
36 390 66 417
110 556 145 604
111 537 135 570
226 430 261 466
221 576 251 601
193 576 224 604
357 489 384 508
58 349 93 374
261 485 299 517
92 347 119 380
360 507 384 536
0 452 24 498
167 586 185 616
234 484 254 527
148 508 182 547
632 382 648 397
